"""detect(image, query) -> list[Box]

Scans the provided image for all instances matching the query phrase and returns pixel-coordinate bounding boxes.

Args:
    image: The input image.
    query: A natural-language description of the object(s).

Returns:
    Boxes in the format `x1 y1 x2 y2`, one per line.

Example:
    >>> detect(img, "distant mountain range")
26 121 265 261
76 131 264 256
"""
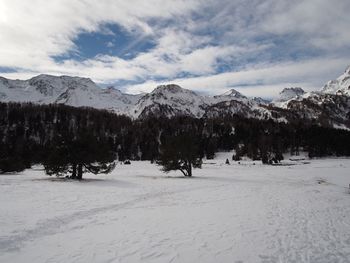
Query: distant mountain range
1 66 349 129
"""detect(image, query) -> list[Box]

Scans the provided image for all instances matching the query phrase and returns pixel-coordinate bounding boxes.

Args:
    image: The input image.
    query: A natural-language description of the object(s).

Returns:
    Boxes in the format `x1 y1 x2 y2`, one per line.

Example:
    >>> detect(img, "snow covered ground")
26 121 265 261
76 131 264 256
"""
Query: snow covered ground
0 155 350 263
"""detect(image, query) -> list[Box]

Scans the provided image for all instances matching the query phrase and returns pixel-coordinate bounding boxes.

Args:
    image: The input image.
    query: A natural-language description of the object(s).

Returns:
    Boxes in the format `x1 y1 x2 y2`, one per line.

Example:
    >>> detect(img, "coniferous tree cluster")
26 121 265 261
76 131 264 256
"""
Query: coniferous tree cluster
0 103 130 178
1 102 350 177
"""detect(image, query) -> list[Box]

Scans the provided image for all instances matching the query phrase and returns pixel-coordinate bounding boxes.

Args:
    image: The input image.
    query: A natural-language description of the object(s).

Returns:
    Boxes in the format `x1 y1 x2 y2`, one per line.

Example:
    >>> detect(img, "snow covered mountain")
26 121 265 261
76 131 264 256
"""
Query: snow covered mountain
132 84 210 118
0 77 268 120
284 92 350 128
270 67 350 109
322 66 350 96
205 89 273 120
132 86 272 120
266 67 350 129
0 66 350 128
0 74 141 115
213 88 247 102
274 87 305 102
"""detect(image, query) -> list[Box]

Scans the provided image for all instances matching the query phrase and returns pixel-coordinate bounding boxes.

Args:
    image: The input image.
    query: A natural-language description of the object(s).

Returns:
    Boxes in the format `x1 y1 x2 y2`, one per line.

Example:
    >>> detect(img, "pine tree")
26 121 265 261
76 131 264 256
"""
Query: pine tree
157 133 202 177
43 127 116 180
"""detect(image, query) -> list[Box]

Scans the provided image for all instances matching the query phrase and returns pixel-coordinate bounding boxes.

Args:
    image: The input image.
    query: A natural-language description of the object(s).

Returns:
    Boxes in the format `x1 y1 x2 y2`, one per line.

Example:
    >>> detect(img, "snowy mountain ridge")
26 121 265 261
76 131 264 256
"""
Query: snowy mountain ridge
132 84 211 118
0 75 267 119
321 66 350 96
0 66 350 128
274 87 306 102
0 74 142 116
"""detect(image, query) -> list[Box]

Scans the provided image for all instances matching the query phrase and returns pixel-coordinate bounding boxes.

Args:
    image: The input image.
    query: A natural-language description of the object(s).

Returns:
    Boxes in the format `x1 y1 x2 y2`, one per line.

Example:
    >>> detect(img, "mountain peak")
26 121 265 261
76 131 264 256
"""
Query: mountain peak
29 74 95 86
321 66 350 95
253 97 270 105
1 67 349 128
276 87 305 102
216 88 247 99
226 89 246 97
153 84 189 94
345 65 350 75
133 84 205 118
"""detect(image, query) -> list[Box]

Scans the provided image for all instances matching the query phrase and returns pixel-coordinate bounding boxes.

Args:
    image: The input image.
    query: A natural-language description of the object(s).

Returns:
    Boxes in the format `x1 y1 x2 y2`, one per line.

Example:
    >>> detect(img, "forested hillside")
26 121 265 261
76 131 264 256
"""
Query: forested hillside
1 102 350 175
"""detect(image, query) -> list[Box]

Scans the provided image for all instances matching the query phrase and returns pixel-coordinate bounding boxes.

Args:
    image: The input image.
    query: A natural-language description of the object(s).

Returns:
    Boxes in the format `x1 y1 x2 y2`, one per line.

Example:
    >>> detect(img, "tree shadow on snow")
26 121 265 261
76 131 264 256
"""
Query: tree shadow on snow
32 177 136 188
136 175 201 180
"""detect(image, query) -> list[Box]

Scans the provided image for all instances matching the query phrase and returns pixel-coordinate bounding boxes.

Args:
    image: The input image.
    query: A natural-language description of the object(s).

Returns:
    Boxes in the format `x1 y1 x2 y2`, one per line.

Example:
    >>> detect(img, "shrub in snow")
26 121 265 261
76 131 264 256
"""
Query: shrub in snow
157 133 202 177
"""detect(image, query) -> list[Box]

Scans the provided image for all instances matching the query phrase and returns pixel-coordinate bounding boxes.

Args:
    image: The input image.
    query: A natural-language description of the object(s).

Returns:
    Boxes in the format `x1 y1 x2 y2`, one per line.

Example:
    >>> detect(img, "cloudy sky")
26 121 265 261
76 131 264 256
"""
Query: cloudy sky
0 0 349 98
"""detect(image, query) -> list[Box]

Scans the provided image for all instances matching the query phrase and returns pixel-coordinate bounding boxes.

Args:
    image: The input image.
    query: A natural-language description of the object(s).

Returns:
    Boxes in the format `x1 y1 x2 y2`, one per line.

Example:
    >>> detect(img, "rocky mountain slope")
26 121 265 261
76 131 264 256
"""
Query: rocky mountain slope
272 87 306 108
268 67 350 129
0 74 141 116
321 66 350 96
132 84 210 118
0 66 349 128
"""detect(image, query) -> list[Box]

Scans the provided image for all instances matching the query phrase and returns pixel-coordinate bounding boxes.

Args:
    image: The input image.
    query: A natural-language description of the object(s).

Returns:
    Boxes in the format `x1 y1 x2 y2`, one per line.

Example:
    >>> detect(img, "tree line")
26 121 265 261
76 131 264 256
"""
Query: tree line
1 102 350 178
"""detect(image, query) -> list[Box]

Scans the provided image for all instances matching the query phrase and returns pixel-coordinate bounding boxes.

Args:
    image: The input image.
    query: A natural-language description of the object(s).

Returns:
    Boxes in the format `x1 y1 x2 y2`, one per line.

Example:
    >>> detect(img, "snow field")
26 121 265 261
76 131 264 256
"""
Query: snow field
0 156 350 263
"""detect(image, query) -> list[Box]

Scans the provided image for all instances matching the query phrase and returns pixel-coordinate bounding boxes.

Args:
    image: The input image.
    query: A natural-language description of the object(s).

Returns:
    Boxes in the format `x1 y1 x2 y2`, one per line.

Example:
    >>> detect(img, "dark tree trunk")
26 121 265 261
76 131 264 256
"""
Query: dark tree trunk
77 163 83 180
185 162 192 177
71 163 77 179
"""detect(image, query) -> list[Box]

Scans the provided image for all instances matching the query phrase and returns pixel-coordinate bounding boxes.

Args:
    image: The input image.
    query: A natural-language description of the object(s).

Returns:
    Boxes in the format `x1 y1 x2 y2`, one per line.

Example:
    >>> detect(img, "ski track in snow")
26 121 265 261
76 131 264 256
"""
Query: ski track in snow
0 157 350 263
0 184 217 253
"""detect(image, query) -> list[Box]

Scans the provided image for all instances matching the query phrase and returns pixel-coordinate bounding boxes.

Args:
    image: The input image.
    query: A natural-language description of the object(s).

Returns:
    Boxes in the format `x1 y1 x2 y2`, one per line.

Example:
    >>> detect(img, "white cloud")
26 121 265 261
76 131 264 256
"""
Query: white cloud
261 0 350 50
106 41 115 48
123 57 350 98
0 0 349 98
0 0 199 69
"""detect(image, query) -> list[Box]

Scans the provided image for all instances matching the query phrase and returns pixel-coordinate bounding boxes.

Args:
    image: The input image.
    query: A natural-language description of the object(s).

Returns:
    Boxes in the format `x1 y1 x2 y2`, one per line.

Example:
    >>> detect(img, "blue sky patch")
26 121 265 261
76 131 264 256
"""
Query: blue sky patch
0 67 18 73
56 23 156 62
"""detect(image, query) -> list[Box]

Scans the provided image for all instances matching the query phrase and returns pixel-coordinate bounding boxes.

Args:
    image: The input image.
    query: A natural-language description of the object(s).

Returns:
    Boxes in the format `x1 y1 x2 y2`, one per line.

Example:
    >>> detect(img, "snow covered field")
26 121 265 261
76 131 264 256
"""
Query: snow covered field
1 155 350 263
